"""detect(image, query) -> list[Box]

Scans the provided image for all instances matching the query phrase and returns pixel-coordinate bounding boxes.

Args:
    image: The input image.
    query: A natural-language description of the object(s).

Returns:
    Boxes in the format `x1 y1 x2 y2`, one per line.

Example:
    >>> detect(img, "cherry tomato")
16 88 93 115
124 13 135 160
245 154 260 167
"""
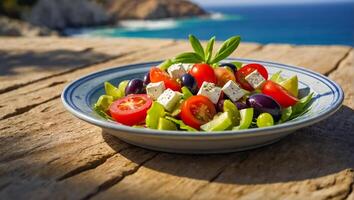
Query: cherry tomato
214 67 236 87
180 95 217 129
261 80 298 107
236 63 268 91
109 94 152 126
189 63 217 88
149 67 181 91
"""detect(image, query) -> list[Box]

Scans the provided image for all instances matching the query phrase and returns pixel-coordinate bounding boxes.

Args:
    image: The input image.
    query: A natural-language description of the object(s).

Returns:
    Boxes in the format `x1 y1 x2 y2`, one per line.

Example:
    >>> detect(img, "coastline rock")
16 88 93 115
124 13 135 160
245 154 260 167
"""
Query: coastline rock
28 0 111 30
0 16 58 37
104 0 208 20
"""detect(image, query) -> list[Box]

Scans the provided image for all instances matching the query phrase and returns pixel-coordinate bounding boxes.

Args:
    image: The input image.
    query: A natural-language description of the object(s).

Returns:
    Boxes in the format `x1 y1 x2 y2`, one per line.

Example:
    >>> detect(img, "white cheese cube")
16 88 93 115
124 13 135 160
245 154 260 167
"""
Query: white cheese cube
222 80 245 102
245 70 266 89
146 81 165 100
157 89 182 111
197 82 222 104
167 63 186 79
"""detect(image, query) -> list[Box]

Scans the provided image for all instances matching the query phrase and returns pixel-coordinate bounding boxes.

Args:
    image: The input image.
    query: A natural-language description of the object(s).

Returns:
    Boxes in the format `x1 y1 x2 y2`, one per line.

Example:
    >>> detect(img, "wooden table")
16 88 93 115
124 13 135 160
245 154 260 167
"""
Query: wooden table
0 37 353 200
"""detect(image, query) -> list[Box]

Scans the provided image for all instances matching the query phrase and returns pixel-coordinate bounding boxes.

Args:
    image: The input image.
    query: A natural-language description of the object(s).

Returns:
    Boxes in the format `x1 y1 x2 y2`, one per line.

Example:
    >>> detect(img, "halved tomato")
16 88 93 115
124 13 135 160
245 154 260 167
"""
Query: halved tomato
236 63 268 91
149 67 181 91
109 94 152 126
180 95 217 129
262 80 298 107
189 63 217 88
214 67 236 87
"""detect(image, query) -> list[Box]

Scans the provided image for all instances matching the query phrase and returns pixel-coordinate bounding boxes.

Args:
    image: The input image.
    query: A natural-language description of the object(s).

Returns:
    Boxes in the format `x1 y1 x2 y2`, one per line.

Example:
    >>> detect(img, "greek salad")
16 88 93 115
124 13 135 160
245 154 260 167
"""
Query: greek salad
94 35 313 132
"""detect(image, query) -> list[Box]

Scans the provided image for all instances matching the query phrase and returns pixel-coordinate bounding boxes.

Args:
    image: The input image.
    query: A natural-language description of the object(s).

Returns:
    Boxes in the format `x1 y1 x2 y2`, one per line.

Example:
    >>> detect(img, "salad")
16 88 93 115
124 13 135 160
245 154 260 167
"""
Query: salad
94 35 313 132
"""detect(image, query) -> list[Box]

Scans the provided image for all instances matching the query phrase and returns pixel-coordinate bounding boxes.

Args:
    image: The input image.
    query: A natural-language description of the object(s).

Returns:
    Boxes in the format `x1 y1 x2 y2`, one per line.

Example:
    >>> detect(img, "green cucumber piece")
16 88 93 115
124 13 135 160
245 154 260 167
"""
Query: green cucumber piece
146 102 165 129
181 86 193 100
157 117 177 130
118 80 129 96
200 112 232 131
256 113 274 128
233 108 254 130
104 82 123 100
223 100 240 128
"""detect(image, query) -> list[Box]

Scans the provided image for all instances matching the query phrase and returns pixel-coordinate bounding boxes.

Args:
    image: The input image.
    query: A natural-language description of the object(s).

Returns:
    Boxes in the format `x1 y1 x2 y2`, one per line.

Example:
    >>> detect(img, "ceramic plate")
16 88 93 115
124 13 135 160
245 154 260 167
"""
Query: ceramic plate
61 59 343 154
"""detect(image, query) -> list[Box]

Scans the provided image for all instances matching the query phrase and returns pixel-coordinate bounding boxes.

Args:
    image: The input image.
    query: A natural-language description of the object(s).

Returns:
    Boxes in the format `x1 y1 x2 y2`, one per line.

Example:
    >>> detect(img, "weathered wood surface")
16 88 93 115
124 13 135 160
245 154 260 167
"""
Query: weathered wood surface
0 37 353 200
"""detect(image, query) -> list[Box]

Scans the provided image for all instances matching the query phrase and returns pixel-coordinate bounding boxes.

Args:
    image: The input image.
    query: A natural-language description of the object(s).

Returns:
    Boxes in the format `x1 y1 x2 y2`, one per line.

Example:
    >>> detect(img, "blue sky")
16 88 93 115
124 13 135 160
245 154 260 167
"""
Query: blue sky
192 0 354 6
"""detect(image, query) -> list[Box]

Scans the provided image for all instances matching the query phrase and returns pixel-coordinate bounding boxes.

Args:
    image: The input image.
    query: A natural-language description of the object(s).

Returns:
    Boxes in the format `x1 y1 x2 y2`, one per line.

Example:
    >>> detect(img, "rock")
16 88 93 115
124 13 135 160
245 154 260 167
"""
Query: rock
0 16 58 37
104 0 208 20
28 0 111 30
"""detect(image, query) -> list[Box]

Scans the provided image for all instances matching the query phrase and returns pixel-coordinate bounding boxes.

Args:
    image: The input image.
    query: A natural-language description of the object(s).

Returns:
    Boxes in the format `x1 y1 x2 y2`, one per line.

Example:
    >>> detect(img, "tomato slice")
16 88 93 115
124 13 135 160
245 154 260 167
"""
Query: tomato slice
262 80 298 107
214 67 236 87
149 67 181 91
180 95 217 129
109 94 152 126
236 63 268 91
189 63 217 88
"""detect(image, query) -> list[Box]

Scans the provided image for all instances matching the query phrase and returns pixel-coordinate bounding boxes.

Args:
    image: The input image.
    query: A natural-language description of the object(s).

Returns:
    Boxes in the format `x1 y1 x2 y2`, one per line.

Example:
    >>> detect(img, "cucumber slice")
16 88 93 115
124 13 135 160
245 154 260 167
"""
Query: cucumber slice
157 117 177 130
118 80 129 96
223 100 240 128
146 102 165 129
104 82 123 100
181 86 193 100
233 108 254 130
200 112 232 131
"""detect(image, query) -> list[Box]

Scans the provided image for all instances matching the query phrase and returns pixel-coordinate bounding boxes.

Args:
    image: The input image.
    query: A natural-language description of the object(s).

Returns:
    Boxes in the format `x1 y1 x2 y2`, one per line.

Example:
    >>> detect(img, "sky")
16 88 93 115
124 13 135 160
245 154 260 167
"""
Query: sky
192 0 354 6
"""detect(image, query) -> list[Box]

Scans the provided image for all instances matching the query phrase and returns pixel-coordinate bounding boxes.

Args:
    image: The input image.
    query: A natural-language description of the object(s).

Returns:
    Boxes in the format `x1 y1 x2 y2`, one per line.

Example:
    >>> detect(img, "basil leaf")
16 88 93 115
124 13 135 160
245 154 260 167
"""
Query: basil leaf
165 116 197 132
173 52 204 63
189 34 205 59
211 36 241 64
292 92 314 115
205 36 215 64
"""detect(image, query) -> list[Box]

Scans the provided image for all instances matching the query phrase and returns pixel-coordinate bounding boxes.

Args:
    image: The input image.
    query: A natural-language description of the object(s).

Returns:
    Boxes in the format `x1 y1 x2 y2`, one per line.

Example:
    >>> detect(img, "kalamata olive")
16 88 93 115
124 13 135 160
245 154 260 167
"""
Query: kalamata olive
181 74 197 94
143 72 150 86
217 99 226 112
125 79 144 95
246 94 281 121
235 102 248 110
220 63 237 73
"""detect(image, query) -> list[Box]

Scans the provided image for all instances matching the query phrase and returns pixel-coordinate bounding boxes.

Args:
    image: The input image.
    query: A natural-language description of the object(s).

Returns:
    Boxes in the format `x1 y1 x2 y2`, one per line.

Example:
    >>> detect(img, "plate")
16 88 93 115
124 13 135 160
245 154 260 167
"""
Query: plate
61 59 343 154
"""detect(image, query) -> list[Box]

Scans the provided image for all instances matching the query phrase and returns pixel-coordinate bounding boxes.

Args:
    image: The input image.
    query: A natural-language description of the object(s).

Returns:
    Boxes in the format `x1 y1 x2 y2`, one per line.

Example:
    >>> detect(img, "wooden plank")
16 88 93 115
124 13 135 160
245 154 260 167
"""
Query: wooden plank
0 38 174 94
246 44 351 74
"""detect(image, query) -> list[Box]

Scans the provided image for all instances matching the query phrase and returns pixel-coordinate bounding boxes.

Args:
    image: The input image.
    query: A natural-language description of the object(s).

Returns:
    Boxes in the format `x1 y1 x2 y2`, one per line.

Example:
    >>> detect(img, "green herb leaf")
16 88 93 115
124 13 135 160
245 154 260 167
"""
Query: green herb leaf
173 52 204 64
165 116 197 132
189 34 205 59
211 36 241 64
205 36 215 63
158 59 173 71
291 92 314 116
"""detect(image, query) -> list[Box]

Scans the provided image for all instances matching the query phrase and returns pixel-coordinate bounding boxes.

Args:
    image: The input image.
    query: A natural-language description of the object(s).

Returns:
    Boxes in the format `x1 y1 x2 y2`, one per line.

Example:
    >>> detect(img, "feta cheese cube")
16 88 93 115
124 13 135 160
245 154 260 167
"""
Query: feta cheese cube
157 89 182 111
222 80 245 102
146 81 165 100
245 70 266 89
167 63 186 79
197 82 222 104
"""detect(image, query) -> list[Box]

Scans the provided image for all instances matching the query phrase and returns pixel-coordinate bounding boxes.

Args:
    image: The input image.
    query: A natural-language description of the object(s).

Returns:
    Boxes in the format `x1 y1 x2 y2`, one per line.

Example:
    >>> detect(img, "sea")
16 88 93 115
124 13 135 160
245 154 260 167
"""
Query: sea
66 2 354 46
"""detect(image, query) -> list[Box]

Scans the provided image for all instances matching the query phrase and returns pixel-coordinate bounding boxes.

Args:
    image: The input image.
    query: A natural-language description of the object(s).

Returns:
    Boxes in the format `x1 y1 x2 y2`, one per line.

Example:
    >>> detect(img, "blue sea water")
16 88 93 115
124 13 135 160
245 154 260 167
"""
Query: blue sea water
68 2 354 45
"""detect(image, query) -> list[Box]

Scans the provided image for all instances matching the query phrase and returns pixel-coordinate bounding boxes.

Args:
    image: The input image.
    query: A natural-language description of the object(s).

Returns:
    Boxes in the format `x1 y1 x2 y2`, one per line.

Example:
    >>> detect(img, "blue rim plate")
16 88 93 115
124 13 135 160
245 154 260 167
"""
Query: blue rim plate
61 59 344 153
